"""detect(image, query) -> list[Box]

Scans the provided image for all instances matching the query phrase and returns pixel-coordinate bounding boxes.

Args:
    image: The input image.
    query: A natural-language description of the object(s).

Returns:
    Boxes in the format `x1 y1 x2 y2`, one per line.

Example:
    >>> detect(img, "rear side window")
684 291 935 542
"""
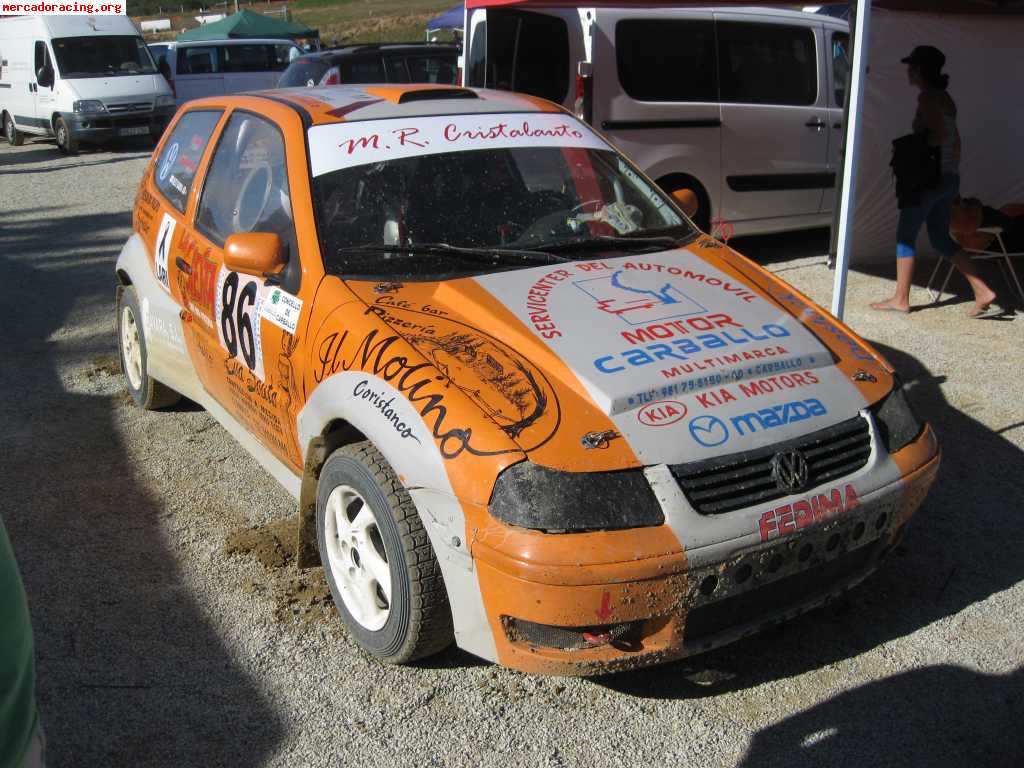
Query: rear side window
487 10 569 103
338 56 386 83
153 110 222 213
219 44 292 73
718 22 818 106
177 46 218 75
616 20 717 102
404 55 458 85
278 56 330 87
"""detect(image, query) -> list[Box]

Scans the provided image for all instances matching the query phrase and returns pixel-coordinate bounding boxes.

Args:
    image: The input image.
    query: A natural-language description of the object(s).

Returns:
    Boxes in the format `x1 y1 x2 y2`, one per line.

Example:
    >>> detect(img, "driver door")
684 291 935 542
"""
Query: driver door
177 110 305 469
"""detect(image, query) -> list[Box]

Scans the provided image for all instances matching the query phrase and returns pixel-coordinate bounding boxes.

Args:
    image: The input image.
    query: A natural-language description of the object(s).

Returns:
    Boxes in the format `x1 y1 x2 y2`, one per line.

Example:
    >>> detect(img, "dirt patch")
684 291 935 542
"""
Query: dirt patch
86 353 121 378
227 515 336 628
225 515 298 569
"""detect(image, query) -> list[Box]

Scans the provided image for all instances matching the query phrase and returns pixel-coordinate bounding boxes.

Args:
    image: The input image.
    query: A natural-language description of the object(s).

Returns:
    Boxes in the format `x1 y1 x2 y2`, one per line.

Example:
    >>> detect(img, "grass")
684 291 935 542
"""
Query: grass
136 0 459 44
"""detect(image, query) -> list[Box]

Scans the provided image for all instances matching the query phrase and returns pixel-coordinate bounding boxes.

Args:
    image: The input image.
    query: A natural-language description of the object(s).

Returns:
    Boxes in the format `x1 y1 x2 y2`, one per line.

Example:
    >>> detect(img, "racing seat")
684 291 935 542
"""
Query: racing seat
927 201 1024 305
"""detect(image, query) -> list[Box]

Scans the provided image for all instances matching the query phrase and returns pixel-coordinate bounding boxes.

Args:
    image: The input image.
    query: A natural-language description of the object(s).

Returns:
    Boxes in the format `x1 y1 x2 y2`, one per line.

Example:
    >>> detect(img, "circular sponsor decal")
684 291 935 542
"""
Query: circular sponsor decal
637 399 688 427
158 142 178 182
688 415 729 448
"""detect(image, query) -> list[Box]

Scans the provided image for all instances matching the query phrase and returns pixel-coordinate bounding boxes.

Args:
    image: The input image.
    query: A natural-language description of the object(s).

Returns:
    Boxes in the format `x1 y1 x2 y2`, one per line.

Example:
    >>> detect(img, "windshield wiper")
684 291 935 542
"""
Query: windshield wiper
531 233 690 254
334 242 570 265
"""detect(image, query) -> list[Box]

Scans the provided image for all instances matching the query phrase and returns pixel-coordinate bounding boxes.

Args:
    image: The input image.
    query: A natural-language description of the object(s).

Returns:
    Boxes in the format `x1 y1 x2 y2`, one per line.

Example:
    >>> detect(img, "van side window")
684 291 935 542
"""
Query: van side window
616 20 717 102
178 47 217 75
487 10 569 103
33 41 50 78
220 44 280 73
153 110 222 213
832 33 850 107
195 113 297 265
718 22 817 106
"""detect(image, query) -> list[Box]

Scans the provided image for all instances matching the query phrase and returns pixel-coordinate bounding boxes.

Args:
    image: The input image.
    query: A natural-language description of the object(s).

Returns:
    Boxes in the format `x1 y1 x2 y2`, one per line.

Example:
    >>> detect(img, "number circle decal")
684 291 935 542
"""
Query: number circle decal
215 268 265 381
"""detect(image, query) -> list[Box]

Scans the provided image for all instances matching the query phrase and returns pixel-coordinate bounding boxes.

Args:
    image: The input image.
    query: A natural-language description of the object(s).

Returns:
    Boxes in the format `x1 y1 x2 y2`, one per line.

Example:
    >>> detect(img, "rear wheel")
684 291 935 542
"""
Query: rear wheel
54 116 78 154
316 442 454 664
4 113 24 146
117 286 181 410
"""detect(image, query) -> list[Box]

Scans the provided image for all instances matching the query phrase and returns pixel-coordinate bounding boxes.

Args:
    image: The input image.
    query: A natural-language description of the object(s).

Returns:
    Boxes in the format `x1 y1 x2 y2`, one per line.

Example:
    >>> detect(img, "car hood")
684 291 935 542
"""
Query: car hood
342 244 892 469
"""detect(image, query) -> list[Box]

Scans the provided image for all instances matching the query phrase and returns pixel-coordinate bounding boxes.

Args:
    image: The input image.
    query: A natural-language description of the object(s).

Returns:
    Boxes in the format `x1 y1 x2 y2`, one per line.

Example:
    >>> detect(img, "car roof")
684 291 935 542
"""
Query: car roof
215 84 562 126
166 38 300 48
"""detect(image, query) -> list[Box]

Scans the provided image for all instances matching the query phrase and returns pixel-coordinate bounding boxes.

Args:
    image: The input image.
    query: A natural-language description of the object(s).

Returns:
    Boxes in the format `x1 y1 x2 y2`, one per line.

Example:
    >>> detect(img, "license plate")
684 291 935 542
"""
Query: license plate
118 126 149 137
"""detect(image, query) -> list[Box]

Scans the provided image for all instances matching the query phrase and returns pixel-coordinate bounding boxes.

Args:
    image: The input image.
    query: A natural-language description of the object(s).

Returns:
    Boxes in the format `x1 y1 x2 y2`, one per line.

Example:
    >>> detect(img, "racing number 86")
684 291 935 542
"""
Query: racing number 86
220 271 258 371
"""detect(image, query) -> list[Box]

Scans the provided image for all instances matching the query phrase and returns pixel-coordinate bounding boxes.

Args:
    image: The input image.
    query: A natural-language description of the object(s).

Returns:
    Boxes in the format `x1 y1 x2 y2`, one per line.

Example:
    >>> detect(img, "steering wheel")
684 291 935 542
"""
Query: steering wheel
232 162 273 233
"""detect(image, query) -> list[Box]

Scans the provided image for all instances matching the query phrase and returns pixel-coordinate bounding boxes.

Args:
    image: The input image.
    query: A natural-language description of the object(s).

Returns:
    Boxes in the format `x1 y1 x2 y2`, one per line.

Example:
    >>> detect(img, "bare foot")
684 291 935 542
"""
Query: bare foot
969 289 997 317
870 299 910 314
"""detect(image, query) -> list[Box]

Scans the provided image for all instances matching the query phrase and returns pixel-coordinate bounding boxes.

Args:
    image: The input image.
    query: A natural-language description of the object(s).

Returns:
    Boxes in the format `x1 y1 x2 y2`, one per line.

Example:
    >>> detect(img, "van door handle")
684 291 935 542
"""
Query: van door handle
805 117 826 130
175 256 192 275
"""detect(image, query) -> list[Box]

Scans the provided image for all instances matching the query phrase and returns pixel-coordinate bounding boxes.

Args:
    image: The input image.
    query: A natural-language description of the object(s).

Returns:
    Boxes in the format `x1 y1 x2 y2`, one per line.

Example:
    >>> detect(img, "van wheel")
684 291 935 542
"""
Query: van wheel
54 117 78 154
316 442 454 664
4 113 24 146
117 286 181 410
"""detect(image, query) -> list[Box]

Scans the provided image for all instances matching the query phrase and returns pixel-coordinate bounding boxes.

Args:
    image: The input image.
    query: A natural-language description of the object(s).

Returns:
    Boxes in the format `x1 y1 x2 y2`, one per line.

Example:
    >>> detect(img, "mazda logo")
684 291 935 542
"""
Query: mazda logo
771 449 810 493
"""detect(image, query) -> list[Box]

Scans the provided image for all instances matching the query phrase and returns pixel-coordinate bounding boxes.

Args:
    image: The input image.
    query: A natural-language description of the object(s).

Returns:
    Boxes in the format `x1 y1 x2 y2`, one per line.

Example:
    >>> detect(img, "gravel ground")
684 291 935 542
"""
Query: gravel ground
2 138 1023 768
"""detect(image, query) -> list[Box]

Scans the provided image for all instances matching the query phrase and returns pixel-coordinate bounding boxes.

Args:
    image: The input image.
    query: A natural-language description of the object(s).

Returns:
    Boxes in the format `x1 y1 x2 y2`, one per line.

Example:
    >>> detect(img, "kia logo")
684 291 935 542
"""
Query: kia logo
688 415 729 447
638 400 688 427
771 449 810 493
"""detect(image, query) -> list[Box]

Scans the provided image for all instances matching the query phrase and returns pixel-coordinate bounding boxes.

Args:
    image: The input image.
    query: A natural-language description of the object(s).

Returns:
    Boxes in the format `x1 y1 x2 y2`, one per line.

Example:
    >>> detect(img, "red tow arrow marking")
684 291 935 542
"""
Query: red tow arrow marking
595 591 613 622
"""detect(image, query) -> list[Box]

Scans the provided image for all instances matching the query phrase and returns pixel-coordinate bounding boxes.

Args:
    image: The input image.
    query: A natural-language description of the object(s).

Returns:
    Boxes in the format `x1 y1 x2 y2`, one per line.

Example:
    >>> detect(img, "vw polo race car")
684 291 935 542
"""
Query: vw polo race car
115 84 940 675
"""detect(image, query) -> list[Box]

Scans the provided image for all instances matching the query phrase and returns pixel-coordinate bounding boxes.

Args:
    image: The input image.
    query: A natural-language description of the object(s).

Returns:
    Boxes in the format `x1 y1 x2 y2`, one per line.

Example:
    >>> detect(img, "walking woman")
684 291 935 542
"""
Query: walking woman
871 45 997 317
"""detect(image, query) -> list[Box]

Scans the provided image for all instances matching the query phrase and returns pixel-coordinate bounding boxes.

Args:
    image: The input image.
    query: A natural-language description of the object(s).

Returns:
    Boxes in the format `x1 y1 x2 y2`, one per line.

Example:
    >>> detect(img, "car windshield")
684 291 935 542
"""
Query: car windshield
311 119 696 279
52 36 157 78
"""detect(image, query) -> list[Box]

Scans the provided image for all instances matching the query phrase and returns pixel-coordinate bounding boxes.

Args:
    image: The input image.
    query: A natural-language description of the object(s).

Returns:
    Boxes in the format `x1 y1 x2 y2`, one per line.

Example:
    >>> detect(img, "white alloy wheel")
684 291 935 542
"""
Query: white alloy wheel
324 484 392 631
120 305 144 390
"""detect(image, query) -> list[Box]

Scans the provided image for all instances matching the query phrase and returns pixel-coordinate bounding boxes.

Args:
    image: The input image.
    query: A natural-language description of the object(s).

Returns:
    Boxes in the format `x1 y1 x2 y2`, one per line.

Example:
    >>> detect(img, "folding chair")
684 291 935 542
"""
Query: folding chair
927 202 1024 305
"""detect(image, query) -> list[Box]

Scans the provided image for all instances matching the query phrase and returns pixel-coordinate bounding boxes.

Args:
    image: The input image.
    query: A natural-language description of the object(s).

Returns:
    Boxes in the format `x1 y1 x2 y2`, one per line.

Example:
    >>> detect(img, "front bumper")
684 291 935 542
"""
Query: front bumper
60 105 176 143
472 423 940 676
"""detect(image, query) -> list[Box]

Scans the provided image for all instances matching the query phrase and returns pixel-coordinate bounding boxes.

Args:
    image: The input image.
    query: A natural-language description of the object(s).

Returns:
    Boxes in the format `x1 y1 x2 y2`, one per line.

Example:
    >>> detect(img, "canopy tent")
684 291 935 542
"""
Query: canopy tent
176 9 318 42
463 0 1024 319
428 4 466 32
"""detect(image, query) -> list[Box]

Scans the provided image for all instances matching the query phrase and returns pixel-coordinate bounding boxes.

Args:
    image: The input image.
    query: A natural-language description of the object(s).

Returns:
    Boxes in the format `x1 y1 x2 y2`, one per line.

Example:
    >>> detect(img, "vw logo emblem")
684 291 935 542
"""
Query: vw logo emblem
771 449 810 493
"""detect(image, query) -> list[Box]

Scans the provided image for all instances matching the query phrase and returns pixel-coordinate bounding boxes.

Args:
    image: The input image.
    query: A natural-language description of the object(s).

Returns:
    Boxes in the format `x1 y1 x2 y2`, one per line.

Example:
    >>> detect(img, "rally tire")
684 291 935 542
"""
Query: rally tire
116 286 181 410
4 113 24 146
316 442 454 664
54 116 78 154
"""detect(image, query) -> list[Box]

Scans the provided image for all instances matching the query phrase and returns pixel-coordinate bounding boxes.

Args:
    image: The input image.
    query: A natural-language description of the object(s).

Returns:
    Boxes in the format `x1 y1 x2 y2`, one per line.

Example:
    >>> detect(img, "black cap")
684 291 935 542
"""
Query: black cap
901 45 945 71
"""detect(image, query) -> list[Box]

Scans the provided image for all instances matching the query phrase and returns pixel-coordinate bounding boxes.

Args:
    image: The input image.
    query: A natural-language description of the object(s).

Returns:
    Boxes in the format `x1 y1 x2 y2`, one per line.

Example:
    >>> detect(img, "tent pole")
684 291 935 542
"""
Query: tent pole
830 0 872 320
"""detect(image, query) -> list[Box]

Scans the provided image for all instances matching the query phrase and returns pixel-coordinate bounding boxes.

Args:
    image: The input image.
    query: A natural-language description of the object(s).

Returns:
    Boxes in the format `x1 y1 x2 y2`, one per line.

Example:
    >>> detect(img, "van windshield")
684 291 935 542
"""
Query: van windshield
52 36 157 78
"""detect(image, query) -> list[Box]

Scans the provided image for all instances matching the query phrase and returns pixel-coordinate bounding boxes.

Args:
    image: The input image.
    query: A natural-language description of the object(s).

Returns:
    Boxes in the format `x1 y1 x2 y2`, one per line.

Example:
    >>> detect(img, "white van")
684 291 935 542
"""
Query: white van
155 39 301 105
464 6 850 235
0 15 176 153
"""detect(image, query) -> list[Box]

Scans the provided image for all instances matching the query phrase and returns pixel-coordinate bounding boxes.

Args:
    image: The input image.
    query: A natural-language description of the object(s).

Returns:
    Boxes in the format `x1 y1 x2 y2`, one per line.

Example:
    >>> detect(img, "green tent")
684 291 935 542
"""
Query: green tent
176 9 318 42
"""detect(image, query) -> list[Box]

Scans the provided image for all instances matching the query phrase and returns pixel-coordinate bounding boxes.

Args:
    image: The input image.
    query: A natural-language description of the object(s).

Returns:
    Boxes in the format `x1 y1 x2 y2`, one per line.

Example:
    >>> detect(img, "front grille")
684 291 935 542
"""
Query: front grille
671 415 872 515
106 101 152 114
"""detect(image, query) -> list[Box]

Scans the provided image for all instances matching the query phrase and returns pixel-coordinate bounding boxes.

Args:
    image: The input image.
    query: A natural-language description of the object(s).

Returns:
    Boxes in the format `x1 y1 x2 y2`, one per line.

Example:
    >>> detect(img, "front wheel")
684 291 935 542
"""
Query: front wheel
4 113 24 146
117 286 181 410
316 442 454 664
54 116 78 154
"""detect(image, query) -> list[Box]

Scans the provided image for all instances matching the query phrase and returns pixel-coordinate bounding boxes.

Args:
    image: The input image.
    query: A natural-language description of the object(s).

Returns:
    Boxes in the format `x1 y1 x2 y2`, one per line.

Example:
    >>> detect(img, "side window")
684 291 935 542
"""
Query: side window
220 44 273 73
178 46 217 75
385 56 409 83
153 110 222 213
487 10 569 103
467 19 486 87
33 41 51 78
616 20 717 102
718 22 818 106
406 56 458 85
272 44 297 71
195 112 297 263
832 32 850 107
338 56 386 83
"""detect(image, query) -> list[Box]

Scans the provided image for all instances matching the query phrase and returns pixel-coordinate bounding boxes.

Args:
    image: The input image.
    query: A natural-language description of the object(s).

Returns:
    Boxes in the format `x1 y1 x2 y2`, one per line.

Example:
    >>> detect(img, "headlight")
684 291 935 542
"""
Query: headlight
871 383 923 454
155 94 176 107
488 461 665 532
72 100 106 114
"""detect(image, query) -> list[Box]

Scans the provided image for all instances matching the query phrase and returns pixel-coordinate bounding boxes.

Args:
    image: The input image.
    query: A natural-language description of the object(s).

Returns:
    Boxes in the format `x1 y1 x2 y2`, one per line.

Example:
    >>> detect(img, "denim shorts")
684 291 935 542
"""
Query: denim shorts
897 173 960 259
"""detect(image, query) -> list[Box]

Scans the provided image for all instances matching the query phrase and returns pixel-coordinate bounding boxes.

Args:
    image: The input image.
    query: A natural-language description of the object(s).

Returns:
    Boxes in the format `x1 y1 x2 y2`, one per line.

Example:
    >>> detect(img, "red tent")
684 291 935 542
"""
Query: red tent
463 1 1024 318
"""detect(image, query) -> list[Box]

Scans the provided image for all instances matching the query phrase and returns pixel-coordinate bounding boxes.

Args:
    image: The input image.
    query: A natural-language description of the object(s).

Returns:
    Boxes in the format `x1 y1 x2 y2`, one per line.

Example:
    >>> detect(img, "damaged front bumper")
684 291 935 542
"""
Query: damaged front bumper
472 424 940 676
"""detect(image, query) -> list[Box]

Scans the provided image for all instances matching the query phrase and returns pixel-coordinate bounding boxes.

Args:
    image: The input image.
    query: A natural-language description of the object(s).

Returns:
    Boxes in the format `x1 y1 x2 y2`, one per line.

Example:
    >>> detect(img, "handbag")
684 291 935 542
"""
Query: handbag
891 132 941 209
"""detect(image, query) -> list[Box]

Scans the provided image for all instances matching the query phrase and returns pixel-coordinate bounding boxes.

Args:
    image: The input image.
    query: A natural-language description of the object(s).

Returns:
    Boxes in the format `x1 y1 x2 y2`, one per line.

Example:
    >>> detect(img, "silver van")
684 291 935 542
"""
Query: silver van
156 38 301 105
464 6 849 235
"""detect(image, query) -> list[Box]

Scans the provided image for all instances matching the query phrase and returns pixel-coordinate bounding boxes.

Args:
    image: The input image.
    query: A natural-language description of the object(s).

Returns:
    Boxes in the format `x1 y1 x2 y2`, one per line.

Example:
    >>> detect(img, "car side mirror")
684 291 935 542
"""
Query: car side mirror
223 232 285 277
37 66 54 89
671 189 699 219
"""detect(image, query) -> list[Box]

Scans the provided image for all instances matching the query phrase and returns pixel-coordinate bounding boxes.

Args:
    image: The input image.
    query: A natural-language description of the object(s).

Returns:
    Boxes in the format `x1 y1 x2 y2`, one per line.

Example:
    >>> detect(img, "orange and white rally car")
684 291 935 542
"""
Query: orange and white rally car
116 84 940 676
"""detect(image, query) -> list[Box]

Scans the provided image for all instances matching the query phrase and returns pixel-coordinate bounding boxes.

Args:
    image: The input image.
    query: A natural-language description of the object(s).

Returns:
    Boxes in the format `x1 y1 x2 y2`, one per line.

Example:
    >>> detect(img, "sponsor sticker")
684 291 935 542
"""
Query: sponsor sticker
153 212 175 293
158 142 178 182
261 287 303 334
689 415 730 448
215 269 265 381
637 400 687 427
758 485 860 541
